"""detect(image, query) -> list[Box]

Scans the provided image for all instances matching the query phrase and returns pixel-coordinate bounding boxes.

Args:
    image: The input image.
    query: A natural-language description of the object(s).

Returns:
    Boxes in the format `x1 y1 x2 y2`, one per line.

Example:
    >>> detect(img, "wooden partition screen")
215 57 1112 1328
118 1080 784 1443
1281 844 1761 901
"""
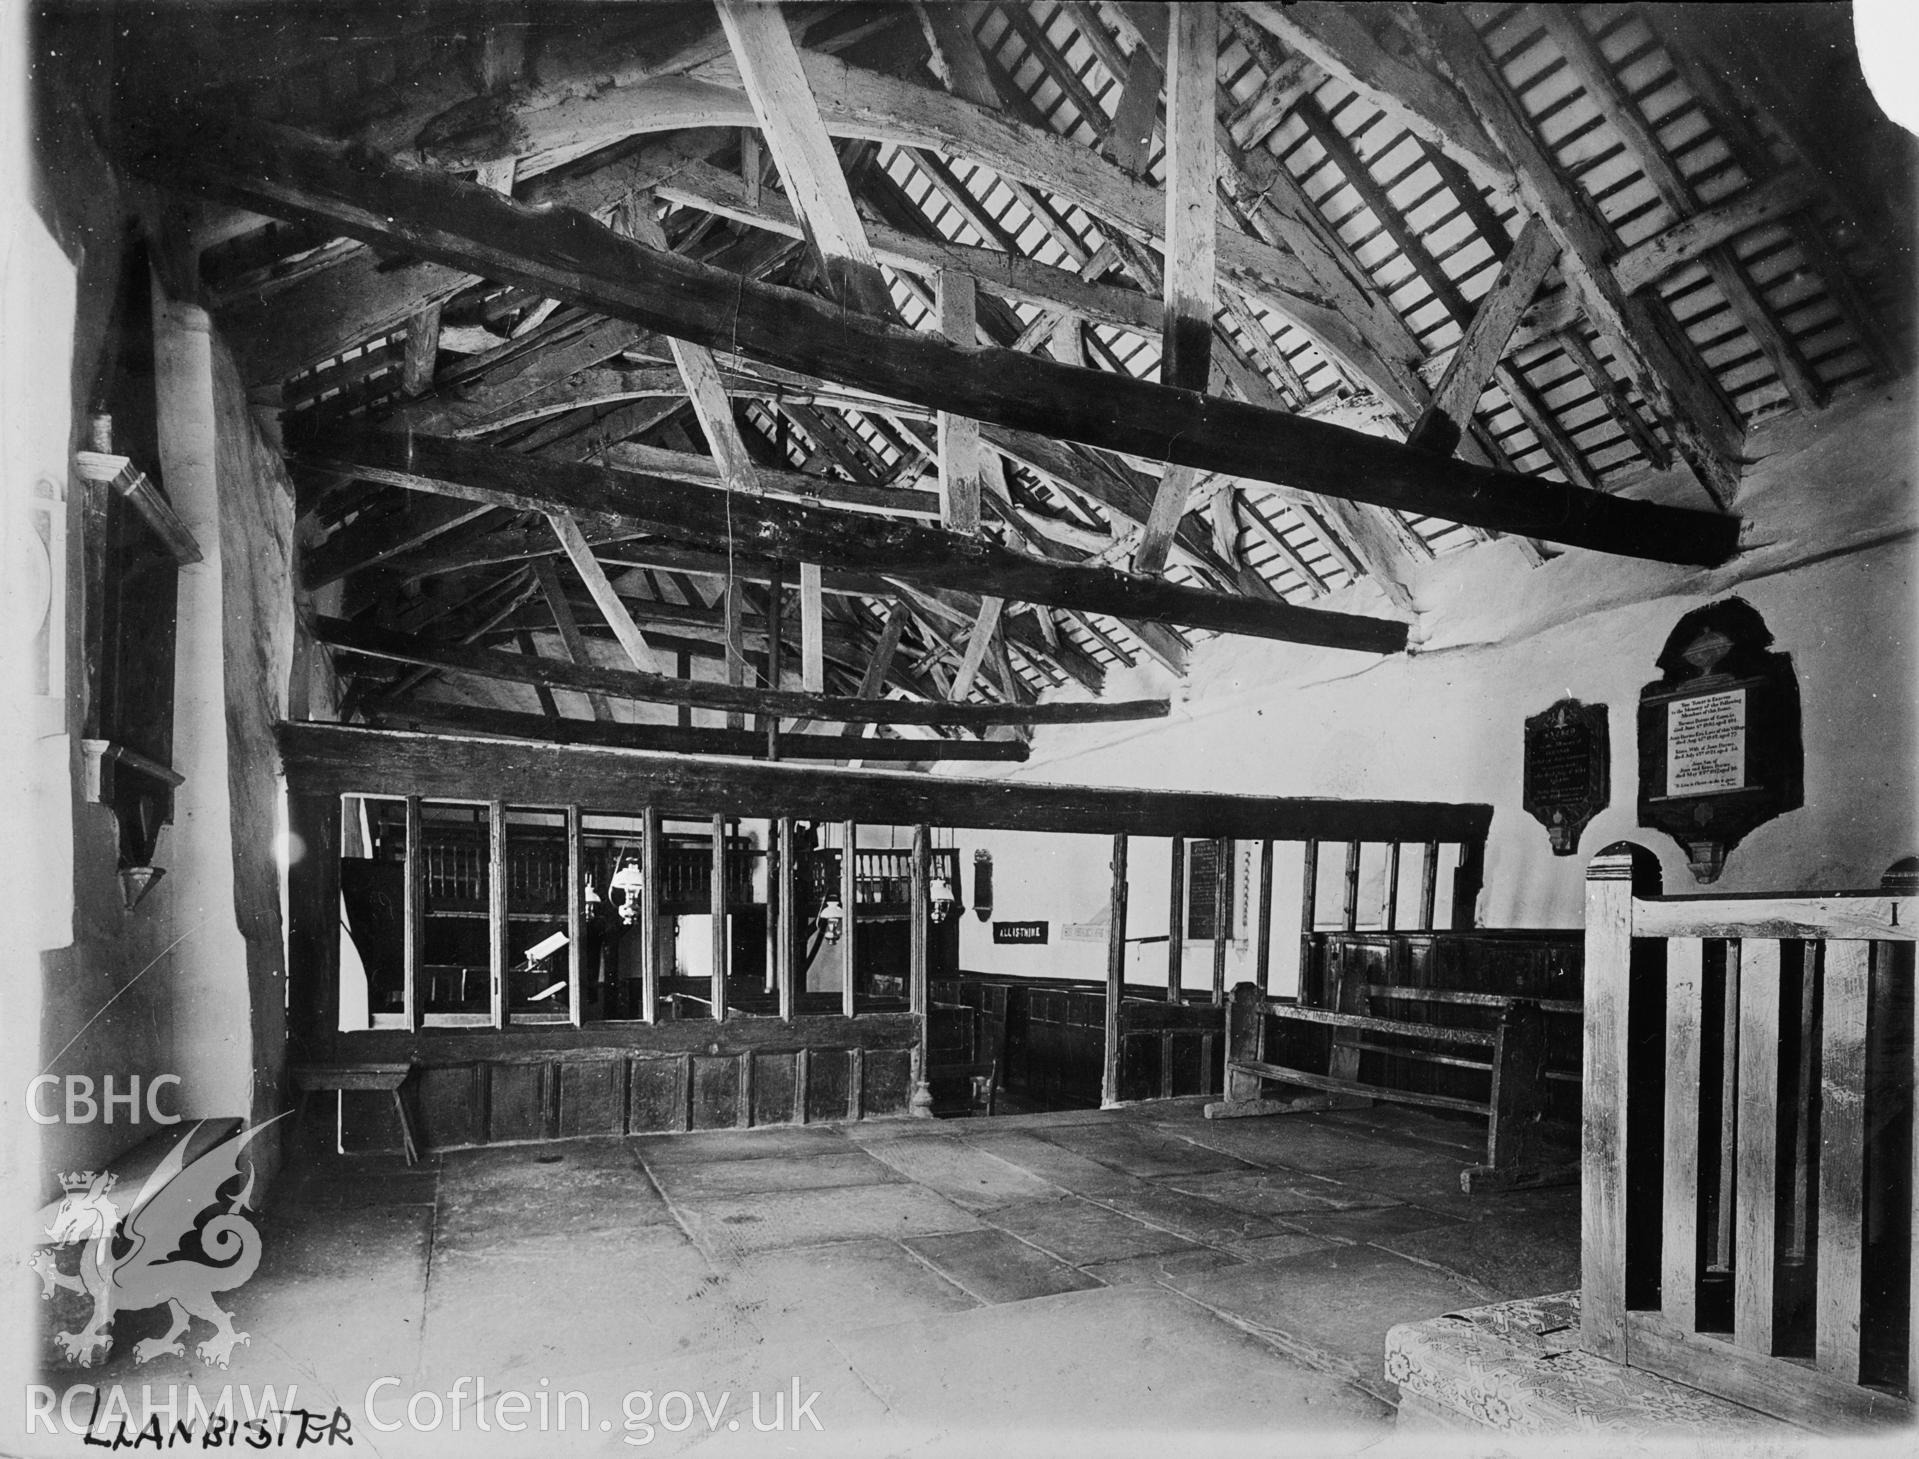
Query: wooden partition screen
281 723 1492 1146
1583 843 1916 1429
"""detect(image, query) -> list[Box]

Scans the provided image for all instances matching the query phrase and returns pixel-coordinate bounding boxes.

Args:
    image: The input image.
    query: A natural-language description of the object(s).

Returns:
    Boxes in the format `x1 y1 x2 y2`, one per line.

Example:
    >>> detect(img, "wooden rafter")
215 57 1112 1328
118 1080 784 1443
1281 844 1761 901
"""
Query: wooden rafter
716 0 896 318
1535 7 1825 414
150 115 1733 560
1395 6 1747 509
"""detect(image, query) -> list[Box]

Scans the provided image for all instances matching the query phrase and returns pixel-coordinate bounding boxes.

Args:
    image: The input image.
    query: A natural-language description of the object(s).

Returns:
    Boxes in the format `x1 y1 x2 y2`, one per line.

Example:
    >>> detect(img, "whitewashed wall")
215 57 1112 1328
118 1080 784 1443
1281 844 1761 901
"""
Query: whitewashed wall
947 382 1919 984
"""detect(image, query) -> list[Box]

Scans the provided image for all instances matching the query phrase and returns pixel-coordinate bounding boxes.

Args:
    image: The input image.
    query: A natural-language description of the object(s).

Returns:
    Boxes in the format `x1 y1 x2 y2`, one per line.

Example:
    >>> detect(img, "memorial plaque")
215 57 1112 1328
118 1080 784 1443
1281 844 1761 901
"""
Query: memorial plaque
1665 688 1746 795
1523 698 1610 855
1637 599 1802 882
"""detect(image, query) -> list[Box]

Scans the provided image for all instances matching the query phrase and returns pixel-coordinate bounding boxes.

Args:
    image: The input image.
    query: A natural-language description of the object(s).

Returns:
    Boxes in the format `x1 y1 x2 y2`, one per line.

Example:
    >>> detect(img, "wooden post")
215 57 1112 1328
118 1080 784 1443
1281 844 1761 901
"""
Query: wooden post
1910 940 1919 1408
761 560 785 750
1418 840 1439 929
937 269 982 534
840 820 858 1018
404 795 424 1029
640 805 661 1024
1222 981 1267 1105
566 804 584 1027
1581 842 1649 1363
1167 835 1186 1002
1342 839 1361 931
710 812 728 1021
488 800 507 1028
1466 999 1552 1189
1102 832 1129 1107
1298 838 1320 1004
1382 840 1401 930
1211 837 1231 1005
286 792 342 1053
800 561 825 693
775 817 796 1021
909 824 933 1116
725 584 747 731
1255 839 1275 996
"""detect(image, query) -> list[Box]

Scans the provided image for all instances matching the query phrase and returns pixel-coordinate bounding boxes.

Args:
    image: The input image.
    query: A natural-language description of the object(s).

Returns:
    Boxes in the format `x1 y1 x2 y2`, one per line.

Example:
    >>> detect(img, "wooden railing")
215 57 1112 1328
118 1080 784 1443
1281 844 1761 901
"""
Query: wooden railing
1583 843 1916 1429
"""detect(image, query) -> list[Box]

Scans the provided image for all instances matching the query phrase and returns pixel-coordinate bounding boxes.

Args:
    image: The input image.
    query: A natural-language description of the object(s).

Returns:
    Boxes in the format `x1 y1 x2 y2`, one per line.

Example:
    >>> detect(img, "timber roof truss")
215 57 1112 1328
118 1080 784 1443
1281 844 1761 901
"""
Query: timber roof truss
91 0 1912 763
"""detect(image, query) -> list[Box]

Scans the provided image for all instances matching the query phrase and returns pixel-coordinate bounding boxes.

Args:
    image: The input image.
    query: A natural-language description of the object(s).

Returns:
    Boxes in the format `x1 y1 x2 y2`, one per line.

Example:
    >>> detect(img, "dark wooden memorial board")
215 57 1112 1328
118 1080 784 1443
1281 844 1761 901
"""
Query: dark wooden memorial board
1637 599 1802 882
1523 698 1610 855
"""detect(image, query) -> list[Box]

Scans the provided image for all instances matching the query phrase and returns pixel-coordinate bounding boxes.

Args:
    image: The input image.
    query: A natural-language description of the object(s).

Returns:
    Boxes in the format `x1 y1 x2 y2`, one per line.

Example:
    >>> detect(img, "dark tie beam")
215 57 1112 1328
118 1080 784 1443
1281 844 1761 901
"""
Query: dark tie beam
128 109 1740 569
293 425 1408 653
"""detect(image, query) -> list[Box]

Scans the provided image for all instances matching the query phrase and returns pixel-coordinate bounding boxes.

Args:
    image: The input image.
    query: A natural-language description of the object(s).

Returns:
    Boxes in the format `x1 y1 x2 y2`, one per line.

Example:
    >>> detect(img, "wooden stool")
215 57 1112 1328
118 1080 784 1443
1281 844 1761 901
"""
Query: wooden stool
289 1063 419 1165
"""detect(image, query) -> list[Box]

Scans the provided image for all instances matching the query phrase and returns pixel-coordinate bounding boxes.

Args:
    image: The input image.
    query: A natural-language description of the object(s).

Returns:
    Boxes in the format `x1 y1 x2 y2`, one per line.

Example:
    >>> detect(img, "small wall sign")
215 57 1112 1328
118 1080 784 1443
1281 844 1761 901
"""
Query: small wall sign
1637 598 1802 883
992 921 1049 944
1523 697 1610 855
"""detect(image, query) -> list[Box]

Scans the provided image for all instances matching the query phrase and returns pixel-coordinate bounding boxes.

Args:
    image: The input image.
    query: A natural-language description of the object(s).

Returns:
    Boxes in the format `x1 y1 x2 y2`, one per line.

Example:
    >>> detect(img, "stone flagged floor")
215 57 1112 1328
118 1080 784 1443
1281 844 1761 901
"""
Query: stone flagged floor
26 1099 1579 1458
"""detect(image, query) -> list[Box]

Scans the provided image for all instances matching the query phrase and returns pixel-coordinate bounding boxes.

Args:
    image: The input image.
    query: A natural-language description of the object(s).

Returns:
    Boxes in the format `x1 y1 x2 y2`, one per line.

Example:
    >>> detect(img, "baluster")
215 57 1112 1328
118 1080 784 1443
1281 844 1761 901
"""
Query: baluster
1712 940 1741 1276
1735 938 1783 1353
1663 938 1706 1331
1815 940 1870 1378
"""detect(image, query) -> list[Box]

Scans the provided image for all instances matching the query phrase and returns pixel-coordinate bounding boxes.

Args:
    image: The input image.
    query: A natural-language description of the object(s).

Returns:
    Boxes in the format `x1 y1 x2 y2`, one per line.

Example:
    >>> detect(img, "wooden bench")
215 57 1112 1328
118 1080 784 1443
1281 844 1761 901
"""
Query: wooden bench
290 1063 419 1164
925 1000 1001 1117
1206 978 1576 1192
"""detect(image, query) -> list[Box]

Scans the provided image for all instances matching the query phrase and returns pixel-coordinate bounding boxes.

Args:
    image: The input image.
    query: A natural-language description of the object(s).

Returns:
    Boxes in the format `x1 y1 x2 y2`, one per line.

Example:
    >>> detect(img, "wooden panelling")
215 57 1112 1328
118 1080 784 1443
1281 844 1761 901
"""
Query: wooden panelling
864 1048 914 1118
487 1061 549 1142
752 1051 799 1128
1167 1031 1207 1098
941 972 1222 1110
412 1064 483 1149
629 1055 690 1134
690 1055 741 1130
806 1048 852 1123
557 1057 625 1137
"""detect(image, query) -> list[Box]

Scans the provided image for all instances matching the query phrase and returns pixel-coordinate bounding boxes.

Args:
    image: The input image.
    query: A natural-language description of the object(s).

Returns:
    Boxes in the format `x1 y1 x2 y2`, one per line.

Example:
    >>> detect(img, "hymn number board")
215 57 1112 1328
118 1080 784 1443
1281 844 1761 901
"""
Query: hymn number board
1637 599 1802 883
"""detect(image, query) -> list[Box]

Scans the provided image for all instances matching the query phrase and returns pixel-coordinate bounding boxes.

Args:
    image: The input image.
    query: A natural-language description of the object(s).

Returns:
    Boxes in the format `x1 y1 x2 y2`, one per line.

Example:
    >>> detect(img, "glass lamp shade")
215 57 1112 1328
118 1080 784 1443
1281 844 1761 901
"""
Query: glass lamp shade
818 896 846 942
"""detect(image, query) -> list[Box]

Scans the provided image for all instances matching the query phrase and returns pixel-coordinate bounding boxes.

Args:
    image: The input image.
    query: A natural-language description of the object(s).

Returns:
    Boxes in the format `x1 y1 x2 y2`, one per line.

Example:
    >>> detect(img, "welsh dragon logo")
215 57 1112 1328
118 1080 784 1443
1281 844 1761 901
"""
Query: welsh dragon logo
30 1116 286 1369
